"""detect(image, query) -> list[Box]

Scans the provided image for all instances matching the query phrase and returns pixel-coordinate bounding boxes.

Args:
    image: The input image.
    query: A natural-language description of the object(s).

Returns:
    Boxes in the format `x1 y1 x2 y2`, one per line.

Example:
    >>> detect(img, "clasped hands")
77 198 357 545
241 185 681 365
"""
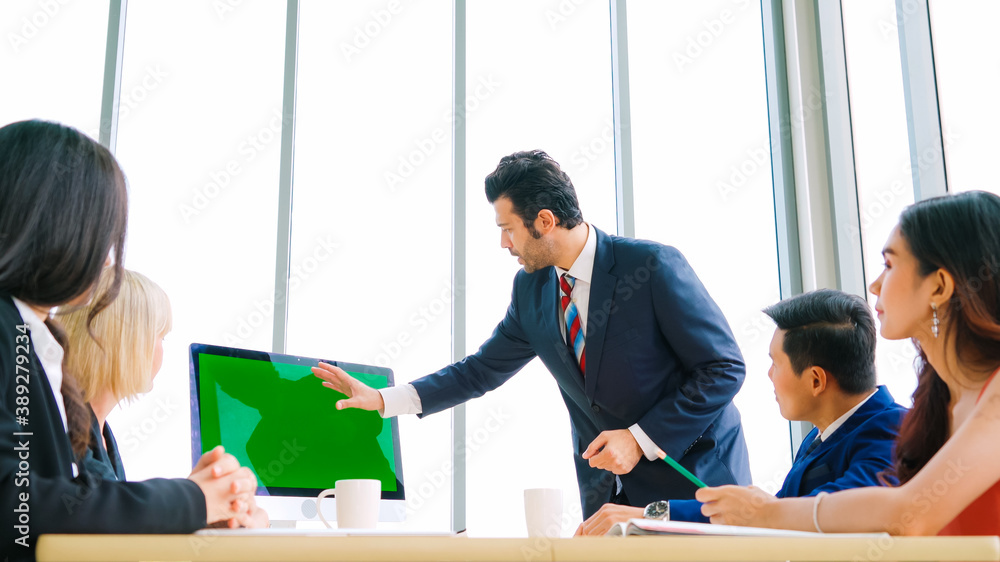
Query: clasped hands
189 445 269 529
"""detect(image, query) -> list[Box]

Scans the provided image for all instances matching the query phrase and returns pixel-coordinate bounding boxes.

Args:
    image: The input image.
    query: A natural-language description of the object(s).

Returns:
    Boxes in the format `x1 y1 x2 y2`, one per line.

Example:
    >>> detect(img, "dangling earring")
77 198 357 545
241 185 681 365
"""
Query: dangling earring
931 302 940 338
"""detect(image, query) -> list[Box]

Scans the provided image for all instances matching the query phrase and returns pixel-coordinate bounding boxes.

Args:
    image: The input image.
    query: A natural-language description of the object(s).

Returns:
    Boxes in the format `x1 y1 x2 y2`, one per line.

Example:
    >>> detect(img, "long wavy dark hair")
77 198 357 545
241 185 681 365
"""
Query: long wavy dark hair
890 191 1000 484
0 120 129 456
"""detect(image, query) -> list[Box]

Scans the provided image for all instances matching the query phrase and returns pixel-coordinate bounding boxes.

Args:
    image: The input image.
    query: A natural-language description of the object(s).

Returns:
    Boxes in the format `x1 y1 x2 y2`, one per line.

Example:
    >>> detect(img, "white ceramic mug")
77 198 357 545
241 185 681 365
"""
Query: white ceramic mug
524 488 563 538
316 479 381 529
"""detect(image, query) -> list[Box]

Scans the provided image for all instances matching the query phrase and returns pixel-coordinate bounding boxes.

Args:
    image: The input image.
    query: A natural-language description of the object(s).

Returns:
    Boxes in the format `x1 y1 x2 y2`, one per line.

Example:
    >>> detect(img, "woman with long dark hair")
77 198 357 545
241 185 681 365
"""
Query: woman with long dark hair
697 190 1000 535
0 120 263 560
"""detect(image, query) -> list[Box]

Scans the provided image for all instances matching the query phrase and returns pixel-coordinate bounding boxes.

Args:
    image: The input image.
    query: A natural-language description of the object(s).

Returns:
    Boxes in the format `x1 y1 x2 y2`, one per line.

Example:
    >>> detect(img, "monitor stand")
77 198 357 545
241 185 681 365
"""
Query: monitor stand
256 496 406 528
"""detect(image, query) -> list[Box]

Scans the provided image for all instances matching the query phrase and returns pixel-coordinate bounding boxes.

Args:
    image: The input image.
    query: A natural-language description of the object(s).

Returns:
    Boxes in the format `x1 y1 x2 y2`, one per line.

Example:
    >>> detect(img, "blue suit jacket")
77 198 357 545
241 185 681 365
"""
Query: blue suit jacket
669 385 906 522
411 227 751 517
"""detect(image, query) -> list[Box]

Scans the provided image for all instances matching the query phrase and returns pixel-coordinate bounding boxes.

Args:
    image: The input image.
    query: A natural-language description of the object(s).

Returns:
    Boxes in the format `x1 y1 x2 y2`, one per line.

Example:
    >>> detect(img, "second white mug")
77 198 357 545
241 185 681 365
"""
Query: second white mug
316 479 381 529
524 488 564 538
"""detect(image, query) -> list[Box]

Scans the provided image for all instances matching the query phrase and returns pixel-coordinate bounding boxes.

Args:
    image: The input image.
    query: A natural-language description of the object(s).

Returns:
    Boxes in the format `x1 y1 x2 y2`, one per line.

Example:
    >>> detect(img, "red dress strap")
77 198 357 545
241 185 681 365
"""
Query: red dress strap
977 368 1000 402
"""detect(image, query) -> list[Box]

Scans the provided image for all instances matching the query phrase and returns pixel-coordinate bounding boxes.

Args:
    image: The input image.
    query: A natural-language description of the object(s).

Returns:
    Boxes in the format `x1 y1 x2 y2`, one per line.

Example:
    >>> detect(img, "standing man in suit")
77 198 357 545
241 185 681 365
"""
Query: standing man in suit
313 150 751 517
576 289 906 534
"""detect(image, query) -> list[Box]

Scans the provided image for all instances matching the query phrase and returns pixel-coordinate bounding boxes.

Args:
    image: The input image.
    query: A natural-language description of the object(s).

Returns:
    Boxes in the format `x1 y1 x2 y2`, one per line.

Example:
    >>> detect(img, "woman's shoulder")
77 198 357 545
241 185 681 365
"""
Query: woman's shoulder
0 296 27 384
0 294 25 328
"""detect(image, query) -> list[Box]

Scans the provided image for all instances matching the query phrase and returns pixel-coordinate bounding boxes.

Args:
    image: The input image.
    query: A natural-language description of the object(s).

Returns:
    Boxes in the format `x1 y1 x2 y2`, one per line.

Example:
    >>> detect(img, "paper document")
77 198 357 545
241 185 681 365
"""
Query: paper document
608 518 889 539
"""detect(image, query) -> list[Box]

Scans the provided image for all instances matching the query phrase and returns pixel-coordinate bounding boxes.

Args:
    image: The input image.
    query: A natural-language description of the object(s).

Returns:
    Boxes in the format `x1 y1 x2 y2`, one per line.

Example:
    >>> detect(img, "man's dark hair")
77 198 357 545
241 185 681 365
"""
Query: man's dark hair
484 150 583 237
762 289 876 395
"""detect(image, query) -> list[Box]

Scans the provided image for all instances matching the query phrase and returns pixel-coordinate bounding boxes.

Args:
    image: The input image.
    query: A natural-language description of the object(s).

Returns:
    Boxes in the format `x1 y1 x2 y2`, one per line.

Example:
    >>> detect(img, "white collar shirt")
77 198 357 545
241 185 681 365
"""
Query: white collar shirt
820 389 878 441
12 298 68 433
554 223 596 341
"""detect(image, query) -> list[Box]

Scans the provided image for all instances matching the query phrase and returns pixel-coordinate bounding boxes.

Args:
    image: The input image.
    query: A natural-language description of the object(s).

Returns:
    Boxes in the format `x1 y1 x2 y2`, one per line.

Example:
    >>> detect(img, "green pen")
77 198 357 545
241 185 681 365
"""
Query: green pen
656 448 707 488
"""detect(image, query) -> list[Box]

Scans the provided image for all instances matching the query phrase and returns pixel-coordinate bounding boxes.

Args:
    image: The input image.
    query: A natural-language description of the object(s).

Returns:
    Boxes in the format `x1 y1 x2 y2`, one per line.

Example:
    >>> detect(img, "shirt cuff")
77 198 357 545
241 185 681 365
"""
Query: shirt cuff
378 383 423 418
628 423 661 462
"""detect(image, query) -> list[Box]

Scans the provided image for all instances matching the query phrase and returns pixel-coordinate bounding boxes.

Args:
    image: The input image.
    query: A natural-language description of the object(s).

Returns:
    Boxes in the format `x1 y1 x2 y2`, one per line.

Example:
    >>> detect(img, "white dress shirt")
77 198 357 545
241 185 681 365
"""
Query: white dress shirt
819 388 878 442
13 298 68 433
378 224 662 461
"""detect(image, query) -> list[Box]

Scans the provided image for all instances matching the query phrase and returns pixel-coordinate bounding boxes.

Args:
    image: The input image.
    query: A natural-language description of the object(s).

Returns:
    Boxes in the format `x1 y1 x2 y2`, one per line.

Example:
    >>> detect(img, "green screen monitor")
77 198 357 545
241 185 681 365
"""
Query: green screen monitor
189 343 405 523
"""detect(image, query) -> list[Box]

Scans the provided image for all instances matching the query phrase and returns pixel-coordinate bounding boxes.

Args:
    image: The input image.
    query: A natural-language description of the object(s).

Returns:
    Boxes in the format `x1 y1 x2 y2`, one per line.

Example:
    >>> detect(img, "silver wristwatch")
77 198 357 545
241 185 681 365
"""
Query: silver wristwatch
643 500 670 521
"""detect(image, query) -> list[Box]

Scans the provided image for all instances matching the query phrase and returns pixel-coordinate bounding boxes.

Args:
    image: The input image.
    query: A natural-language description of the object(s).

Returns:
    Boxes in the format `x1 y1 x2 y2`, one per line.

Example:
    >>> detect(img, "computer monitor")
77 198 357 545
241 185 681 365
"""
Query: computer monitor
189 343 405 524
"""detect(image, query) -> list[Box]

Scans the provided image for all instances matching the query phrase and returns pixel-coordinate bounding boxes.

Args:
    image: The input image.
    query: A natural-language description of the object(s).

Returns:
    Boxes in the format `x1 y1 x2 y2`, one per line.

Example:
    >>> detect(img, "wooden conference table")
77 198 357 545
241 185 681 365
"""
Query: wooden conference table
36 533 1000 561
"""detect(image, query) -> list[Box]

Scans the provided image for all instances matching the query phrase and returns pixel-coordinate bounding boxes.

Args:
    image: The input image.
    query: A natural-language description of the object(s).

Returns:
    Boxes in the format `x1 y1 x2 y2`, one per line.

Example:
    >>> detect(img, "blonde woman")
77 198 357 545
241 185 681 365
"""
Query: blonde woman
62 267 267 526
62 269 171 481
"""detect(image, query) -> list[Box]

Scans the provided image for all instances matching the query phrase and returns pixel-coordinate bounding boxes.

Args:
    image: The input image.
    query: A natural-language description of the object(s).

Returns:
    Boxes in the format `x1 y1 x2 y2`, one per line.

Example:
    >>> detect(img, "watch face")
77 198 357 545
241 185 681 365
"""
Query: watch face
644 500 669 520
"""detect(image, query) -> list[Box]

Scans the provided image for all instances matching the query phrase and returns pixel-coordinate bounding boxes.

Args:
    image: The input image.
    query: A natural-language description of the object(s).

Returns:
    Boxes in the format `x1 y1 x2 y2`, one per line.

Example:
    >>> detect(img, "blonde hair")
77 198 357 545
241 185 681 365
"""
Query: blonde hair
62 269 172 403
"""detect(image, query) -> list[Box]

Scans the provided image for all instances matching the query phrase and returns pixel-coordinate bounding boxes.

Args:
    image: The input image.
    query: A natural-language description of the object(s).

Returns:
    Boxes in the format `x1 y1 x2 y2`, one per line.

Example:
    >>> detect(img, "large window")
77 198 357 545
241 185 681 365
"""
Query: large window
110 0 287 480
929 0 1000 196
628 0 788 490
0 1 108 133
464 0 617 536
841 0 918 405
286 0 454 531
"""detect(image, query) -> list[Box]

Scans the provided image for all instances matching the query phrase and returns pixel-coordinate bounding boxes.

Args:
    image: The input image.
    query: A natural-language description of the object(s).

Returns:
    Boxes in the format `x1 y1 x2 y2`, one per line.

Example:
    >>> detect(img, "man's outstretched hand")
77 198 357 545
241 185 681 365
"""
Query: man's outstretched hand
311 362 385 413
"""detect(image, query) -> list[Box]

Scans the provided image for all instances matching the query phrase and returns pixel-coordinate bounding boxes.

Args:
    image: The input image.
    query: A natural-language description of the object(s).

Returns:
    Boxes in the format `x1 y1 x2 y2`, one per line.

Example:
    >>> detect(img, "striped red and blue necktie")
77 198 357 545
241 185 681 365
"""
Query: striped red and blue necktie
560 273 586 374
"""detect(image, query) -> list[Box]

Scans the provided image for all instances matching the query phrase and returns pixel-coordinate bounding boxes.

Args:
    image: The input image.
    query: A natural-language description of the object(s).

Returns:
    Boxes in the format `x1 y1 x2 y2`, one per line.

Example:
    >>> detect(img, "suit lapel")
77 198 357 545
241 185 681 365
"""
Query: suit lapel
783 388 894 496
809 387 892 454
584 229 617 400
783 428 820 496
541 268 586 390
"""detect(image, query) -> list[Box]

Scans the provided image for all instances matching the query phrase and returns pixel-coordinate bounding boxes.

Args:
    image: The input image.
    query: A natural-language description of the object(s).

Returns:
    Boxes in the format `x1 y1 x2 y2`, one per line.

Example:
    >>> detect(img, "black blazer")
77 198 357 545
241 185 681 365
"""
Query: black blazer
413 228 751 516
0 295 205 561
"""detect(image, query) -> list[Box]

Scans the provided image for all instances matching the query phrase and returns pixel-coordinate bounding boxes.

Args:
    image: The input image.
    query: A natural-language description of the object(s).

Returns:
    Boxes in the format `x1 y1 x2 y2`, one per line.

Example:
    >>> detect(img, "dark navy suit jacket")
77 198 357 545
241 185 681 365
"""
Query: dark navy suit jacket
82 408 126 483
411 227 751 517
670 385 906 522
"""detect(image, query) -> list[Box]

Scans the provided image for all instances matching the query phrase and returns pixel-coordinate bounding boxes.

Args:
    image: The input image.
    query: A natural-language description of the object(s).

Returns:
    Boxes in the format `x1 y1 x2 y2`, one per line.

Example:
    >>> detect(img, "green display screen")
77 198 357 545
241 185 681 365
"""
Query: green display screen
195 353 398 493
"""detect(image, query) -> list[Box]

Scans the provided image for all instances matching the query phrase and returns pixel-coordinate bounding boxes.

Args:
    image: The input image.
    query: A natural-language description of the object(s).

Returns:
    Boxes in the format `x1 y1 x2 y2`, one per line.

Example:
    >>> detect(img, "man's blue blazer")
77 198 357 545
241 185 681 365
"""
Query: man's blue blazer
411 227 751 517
669 385 906 522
